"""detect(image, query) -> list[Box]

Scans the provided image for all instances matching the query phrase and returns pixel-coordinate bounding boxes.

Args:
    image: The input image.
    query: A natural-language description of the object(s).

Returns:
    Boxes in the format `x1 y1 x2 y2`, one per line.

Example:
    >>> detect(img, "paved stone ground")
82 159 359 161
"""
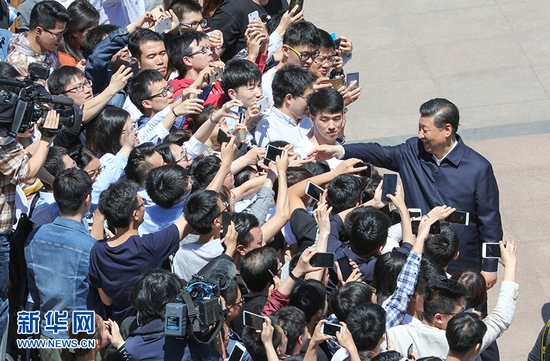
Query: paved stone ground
306 1 550 359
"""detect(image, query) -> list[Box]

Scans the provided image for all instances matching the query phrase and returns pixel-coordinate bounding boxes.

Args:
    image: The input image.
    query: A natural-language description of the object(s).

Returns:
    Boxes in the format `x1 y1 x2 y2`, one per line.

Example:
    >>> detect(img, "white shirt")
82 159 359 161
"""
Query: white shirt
261 67 277 103
294 137 343 170
172 239 224 281
254 107 312 148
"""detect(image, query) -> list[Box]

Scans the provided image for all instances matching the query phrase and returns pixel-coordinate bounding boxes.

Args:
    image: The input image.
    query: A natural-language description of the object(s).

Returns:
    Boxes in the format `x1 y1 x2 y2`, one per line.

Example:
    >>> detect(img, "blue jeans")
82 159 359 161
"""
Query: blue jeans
0 234 9 342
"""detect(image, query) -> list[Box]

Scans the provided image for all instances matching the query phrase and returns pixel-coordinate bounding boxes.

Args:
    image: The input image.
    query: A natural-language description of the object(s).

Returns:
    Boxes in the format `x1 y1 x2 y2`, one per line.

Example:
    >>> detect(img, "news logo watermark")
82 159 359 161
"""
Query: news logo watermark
16 310 96 349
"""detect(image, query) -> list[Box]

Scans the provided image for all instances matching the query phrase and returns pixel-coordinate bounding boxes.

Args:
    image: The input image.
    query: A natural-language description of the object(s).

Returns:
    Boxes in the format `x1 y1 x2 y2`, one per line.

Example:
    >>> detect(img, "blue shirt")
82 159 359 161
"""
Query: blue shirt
25 217 99 338
254 106 312 148
343 136 502 273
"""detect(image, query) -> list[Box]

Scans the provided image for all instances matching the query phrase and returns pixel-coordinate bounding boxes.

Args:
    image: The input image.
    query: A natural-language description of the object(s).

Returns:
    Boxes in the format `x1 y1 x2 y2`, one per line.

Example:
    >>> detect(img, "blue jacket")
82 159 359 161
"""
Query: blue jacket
25 217 100 338
343 136 502 273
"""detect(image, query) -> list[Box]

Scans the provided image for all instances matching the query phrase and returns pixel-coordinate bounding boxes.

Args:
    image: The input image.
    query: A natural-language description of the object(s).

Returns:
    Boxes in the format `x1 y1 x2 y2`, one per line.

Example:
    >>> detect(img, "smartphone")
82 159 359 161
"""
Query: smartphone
320 78 344 90
336 256 353 281
381 174 398 202
248 11 260 23
446 210 470 226
334 38 342 49
243 311 265 330
310 252 335 268
321 323 342 337
289 0 304 13
407 344 414 359
257 97 269 113
408 208 422 219
156 18 171 33
354 162 371 177
209 67 223 84
220 211 231 239
126 62 140 77
265 144 284 163
305 181 324 202
346 71 359 89
411 219 441 235
217 129 231 145
482 242 501 259
228 343 246 361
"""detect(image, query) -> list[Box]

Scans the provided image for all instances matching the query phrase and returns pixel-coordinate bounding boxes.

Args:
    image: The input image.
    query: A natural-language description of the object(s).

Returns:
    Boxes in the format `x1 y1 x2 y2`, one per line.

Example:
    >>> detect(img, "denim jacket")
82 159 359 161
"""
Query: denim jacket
25 217 99 338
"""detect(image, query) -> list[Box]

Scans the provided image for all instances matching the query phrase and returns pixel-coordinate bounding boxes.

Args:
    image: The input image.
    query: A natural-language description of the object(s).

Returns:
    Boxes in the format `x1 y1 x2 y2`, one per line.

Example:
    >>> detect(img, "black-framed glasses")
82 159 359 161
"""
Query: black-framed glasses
43 28 67 41
231 297 245 306
135 201 145 210
185 45 211 57
87 165 105 179
62 79 92 94
179 19 207 30
314 54 336 64
146 84 173 100
287 45 319 62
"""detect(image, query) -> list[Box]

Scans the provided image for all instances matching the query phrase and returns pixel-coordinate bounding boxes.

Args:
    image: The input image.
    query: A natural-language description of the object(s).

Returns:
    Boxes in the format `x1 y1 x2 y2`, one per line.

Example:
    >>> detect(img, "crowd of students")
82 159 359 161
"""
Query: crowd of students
0 0 524 360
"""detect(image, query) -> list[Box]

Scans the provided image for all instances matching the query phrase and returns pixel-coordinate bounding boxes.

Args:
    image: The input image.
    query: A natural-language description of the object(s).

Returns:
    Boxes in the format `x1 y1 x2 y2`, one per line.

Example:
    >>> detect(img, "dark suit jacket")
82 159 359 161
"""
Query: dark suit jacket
343 135 502 273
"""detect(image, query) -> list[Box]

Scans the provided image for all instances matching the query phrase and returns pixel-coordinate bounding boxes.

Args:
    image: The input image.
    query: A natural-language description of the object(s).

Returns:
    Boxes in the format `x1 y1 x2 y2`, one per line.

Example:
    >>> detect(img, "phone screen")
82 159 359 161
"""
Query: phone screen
322 323 342 337
228 344 245 361
408 208 422 219
265 145 283 163
243 311 264 330
310 252 334 268
346 72 359 89
289 0 304 13
484 243 501 258
337 257 353 280
127 62 140 76
217 129 231 145
221 211 231 239
411 220 440 235
305 181 323 202
381 174 398 202
446 211 470 226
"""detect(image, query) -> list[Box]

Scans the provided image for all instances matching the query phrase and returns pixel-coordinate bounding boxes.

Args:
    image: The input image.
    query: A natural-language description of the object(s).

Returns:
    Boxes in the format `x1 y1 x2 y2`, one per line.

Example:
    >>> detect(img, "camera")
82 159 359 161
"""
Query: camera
0 63 82 145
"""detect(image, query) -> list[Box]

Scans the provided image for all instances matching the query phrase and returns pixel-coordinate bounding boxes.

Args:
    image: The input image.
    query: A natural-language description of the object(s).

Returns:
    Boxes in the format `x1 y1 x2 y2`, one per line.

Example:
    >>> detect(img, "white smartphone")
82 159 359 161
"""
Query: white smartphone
321 323 342 337
482 242 501 259
408 208 422 219
156 18 172 33
243 311 265 330
248 11 260 23
446 210 470 226
265 144 284 163
257 97 269 113
228 343 246 361
305 181 324 202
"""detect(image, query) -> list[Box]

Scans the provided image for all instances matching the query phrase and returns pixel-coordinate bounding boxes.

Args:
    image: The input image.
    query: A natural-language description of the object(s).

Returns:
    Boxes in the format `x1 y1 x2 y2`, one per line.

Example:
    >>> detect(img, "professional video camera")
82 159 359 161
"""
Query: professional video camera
0 63 82 145
165 256 236 345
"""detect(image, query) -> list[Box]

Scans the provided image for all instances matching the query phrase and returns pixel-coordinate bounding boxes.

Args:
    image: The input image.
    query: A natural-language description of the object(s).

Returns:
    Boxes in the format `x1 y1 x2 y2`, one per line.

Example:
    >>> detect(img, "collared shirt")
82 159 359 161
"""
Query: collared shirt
433 137 458 166
254 106 313 148
0 132 30 234
261 67 277 103
294 137 342 170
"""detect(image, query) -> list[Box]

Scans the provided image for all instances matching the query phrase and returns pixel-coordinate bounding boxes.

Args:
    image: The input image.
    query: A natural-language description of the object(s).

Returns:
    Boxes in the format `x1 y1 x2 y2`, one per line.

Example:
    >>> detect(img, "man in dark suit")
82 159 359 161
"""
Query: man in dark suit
309 98 502 290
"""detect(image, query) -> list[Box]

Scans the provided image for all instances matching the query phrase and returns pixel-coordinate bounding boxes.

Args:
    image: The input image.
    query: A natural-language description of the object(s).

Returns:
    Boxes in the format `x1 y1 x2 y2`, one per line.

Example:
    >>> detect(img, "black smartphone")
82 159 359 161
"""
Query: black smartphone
305 181 324 202
446 210 470 226
321 323 342 337
228 344 246 361
334 38 341 49
411 219 441 235
243 311 265 330
126 62 140 76
217 129 231 145
289 0 304 13
381 174 398 202
310 252 335 268
354 162 371 177
336 256 353 281
220 211 231 239
265 144 284 163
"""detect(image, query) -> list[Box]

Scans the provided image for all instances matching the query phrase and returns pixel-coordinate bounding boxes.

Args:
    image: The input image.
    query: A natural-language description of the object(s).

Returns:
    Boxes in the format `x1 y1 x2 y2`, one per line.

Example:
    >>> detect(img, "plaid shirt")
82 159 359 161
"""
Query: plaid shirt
383 250 422 329
0 133 30 234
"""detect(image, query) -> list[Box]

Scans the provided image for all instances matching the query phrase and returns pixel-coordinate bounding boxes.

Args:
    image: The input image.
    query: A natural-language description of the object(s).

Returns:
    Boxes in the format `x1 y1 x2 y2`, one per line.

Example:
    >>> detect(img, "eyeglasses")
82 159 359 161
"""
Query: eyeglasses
62 79 93 94
230 297 245 307
179 19 207 30
43 28 66 41
87 165 105 179
146 84 173 100
185 45 211 57
314 55 336 64
287 45 319 62
135 201 145 210
440 305 466 316
175 148 190 163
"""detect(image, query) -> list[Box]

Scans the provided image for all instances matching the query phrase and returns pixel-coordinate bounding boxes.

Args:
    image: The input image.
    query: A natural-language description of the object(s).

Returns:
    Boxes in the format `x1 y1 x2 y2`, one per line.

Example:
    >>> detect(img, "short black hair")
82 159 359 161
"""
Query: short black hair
162 130 192 146
416 257 447 296
300 161 330 176
446 312 487 356
129 269 184 325
372 250 408 305
129 69 165 112
424 223 460 269
371 351 404 361
317 29 336 51
289 279 326 323
350 207 391 257
283 21 321 49
220 58 262 94
274 306 306 354
450 269 487 309
272 65 316 108
183 190 221 234
48 66 86 95
146 164 189 208
231 212 260 249
29 1 71 31
329 281 374 322
44 146 69 180
170 0 202 20
128 28 165 61
83 24 120 56
167 31 206 76
190 155 221 192
308 87 344 117
234 166 257 188
98 180 140 228
68 145 98 169
87 105 129 157
125 142 158 186
192 105 218 132
53 168 93 216
242 314 283 361
240 247 279 292
419 98 460 134
422 278 466 324
346 302 386 352
155 143 176 163
326 174 362 214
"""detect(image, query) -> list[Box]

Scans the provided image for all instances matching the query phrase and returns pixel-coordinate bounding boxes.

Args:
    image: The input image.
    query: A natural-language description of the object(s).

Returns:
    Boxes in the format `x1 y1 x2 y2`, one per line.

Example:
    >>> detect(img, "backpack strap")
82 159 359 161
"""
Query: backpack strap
28 191 40 218
541 318 550 361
